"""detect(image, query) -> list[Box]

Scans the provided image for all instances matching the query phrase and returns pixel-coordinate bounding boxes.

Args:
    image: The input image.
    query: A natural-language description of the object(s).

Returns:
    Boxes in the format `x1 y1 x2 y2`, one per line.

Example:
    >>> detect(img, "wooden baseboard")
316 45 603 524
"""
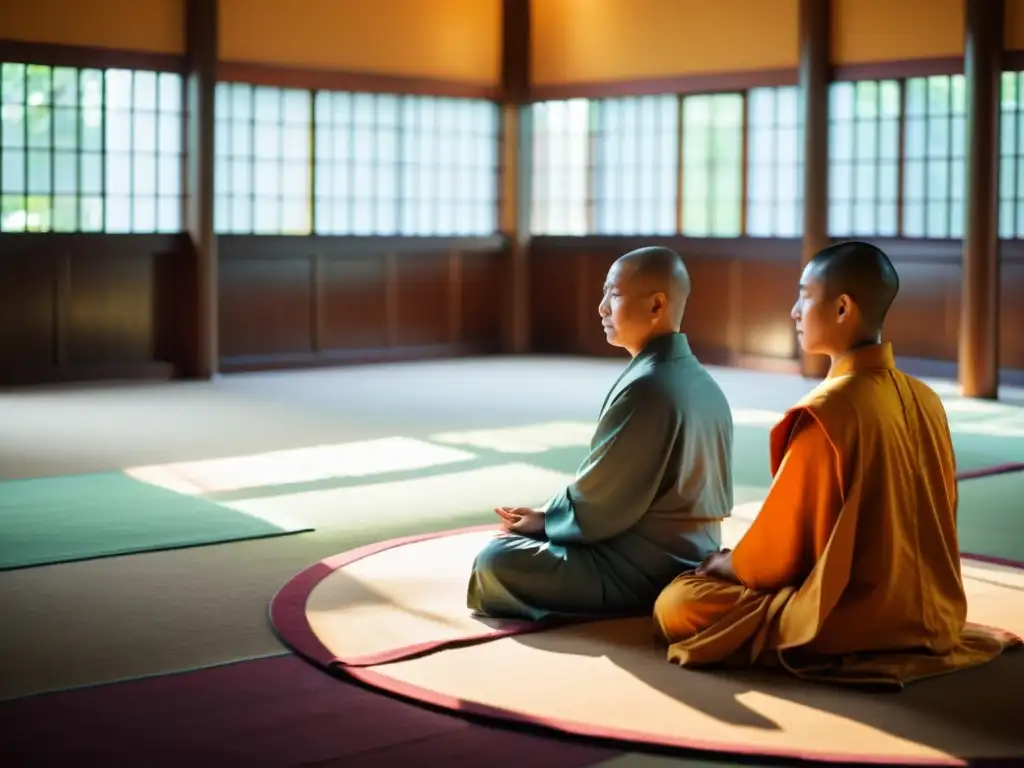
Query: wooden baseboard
0 361 175 389
218 343 500 374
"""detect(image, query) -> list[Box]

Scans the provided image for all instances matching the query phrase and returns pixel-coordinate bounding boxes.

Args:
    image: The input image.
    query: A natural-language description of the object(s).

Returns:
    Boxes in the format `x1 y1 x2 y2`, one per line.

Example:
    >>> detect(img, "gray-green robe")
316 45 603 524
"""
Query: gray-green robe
467 333 734 621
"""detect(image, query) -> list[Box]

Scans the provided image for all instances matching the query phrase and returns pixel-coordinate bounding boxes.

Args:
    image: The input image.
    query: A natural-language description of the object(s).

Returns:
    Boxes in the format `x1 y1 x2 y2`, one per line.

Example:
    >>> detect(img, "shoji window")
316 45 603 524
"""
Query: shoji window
999 70 1024 239
746 86 803 238
903 74 966 239
214 83 312 235
827 79 900 238
1 63 183 233
681 93 743 237
592 95 678 235
530 99 590 235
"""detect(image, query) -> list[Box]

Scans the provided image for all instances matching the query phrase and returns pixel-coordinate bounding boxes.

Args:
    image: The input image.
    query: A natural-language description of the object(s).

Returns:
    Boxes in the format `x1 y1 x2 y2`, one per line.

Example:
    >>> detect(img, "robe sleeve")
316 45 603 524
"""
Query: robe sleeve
543 380 680 545
730 411 844 592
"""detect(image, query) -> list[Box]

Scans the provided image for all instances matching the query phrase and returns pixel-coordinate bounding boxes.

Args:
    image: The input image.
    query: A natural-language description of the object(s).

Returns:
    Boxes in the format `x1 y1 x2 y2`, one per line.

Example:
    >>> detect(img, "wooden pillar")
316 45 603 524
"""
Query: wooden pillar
959 0 1003 399
798 0 831 379
499 0 531 354
184 0 218 379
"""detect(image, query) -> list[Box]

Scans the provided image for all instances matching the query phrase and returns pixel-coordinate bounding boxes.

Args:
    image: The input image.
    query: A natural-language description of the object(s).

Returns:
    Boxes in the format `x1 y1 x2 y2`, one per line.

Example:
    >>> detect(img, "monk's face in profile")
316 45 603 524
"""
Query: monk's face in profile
599 260 668 355
791 262 854 356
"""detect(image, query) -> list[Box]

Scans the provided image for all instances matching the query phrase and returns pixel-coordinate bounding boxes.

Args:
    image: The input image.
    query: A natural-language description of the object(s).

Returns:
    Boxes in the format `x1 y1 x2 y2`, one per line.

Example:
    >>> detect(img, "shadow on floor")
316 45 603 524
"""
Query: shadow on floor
511 619 1024 762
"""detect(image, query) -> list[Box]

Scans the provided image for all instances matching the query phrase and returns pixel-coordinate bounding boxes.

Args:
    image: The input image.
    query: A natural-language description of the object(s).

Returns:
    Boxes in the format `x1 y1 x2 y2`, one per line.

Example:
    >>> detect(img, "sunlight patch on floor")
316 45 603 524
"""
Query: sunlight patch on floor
123 437 478 495
430 421 597 453
219 462 575 531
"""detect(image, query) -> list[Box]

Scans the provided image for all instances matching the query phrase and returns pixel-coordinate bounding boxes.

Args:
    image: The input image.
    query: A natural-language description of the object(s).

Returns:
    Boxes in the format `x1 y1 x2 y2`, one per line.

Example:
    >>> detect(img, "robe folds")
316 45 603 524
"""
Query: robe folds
467 332 734 621
653 343 1020 687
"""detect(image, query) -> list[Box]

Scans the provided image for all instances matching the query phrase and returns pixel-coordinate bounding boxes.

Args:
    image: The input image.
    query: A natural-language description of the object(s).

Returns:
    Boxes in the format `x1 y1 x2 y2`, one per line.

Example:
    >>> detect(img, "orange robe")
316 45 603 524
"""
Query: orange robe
653 343 1020 687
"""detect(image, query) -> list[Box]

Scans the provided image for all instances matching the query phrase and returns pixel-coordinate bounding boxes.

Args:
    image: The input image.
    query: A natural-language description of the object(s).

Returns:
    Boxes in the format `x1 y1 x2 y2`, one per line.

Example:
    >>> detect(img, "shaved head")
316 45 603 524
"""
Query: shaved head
599 246 691 356
615 246 692 327
807 241 900 331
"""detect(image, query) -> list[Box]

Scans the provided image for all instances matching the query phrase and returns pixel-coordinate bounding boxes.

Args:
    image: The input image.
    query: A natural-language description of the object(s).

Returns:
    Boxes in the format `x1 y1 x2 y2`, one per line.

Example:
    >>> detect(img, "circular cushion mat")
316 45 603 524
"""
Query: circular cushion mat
271 520 1024 766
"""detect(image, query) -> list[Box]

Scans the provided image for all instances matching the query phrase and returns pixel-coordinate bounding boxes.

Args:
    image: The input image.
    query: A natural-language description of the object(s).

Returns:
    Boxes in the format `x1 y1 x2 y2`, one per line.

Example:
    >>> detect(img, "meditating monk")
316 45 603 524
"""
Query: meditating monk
466 247 734 621
653 241 1020 686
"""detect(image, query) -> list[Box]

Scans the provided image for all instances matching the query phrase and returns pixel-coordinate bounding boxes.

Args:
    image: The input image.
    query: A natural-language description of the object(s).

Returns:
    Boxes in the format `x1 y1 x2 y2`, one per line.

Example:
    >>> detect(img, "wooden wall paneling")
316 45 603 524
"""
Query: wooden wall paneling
528 246 579 352
67 252 156 365
735 256 802 360
725 259 743 355
53 253 70 367
878 239 961 363
384 251 399 346
393 252 454 347
447 251 463 343
310 252 323 353
216 237 504 370
154 238 197 376
676 256 733 354
572 250 592 354
459 251 504 349
217 238 315 359
1001 242 1024 373
218 257 314 358
0 235 177 386
0 249 57 369
676 239 801 365
883 262 960 361
321 253 389 351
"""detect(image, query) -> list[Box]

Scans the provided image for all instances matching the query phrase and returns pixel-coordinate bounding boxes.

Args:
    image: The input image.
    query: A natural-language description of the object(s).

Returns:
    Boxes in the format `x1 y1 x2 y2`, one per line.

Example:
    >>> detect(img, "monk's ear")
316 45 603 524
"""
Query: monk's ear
650 292 668 316
836 294 854 322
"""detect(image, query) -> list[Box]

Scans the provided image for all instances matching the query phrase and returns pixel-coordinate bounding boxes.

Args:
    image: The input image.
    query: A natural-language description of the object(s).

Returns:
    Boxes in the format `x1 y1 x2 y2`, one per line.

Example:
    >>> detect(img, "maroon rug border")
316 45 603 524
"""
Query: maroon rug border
956 462 1024 481
334 663 970 767
269 510 1024 767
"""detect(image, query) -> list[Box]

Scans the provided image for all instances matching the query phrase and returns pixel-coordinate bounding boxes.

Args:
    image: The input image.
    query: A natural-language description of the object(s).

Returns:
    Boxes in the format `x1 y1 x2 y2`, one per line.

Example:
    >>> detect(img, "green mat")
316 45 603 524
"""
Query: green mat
957 472 1024 566
0 473 313 571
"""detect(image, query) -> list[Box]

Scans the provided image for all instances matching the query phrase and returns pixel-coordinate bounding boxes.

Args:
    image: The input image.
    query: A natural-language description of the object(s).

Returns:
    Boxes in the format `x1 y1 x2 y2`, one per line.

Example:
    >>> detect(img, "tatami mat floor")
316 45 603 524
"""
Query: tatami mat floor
0 354 1021 766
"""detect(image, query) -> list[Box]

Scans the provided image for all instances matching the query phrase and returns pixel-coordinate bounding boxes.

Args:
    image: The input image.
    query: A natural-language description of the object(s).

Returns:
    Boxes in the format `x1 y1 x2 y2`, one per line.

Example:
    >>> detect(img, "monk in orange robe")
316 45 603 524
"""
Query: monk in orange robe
652 240 1020 687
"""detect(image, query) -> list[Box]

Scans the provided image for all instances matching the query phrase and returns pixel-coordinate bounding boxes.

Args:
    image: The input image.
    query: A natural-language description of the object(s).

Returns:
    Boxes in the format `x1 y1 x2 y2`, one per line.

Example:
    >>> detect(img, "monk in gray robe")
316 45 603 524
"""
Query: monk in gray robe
466 246 734 621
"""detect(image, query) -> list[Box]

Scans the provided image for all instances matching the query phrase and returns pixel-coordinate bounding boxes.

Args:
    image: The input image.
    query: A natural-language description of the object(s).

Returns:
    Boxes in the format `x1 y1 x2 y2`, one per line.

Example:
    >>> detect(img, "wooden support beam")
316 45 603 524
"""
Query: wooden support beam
184 0 218 378
797 0 831 379
499 0 531 354
959 0 1003 399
